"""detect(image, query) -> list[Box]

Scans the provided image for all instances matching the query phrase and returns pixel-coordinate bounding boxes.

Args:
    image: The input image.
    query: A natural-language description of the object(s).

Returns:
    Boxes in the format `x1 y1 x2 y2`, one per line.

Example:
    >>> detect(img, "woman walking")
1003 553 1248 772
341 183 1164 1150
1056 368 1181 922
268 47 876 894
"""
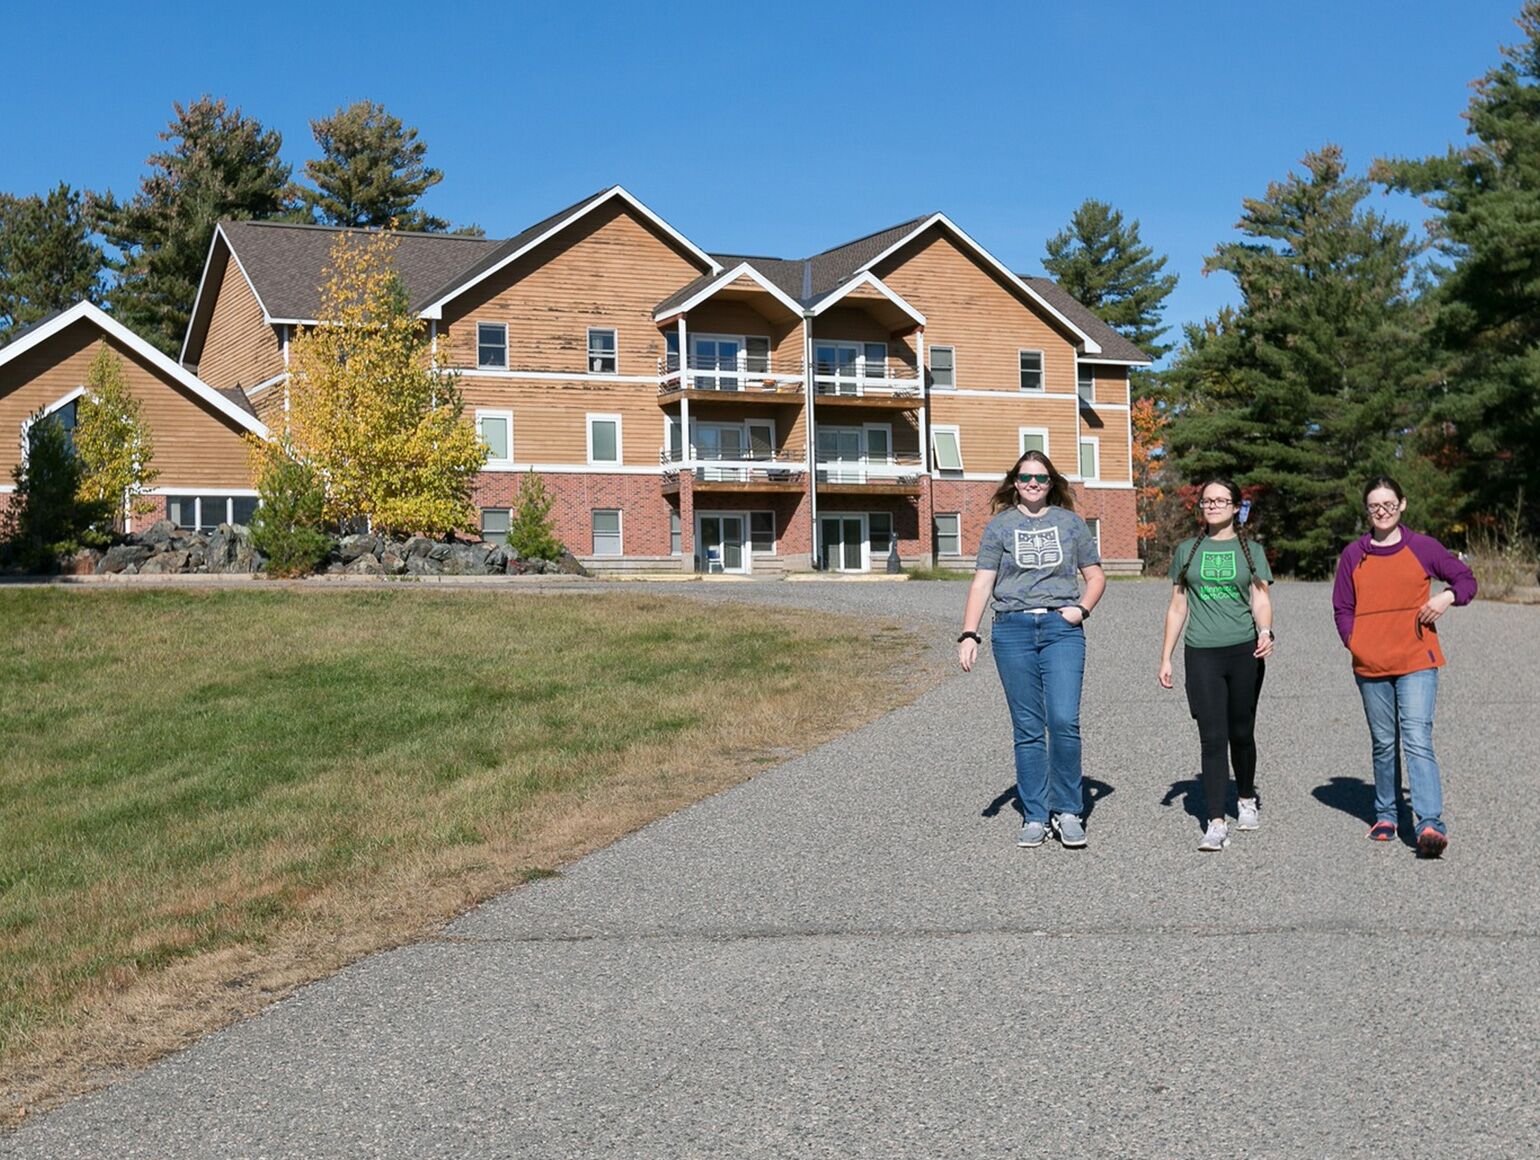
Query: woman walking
1332 477 1476 857
958 450 1105 849
1157 479 1275 852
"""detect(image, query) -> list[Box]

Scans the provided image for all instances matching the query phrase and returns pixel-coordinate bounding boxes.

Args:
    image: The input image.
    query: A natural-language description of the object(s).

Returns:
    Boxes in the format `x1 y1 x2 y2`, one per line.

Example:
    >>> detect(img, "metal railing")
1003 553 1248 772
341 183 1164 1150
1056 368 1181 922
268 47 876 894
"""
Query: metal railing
813 454 924 485
811 360 922 398
657 353 803 395
659 446 806 485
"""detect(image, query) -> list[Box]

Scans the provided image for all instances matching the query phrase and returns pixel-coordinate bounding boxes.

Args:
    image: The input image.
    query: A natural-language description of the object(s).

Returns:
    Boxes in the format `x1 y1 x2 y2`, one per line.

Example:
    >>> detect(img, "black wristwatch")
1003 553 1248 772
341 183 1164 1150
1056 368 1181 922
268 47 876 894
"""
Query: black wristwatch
1071 604 1090 620
958 630 982 644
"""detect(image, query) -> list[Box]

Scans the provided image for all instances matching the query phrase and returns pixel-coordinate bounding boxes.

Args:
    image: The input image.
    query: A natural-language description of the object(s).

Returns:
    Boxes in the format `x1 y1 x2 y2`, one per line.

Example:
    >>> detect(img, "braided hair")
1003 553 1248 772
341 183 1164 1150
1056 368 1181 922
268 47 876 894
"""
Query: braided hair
1178 478 1257 588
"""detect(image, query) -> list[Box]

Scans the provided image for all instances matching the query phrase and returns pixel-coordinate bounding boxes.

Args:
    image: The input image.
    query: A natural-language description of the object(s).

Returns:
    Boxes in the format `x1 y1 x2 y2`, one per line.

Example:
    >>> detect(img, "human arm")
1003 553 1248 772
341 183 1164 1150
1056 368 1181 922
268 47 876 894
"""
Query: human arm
1331 545 1361 646
1060 564 1106 626
958 569 995 672
1158 584 1188 688
1410 533 1477 622
1250 579 1274 658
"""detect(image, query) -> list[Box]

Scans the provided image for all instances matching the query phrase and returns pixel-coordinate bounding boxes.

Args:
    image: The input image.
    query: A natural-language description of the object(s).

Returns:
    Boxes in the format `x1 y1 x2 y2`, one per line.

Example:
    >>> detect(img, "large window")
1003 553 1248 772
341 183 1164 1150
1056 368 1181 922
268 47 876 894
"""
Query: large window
750 511 776 555
934 513 961 557
1079 437 1099 481
167 495 259 532
1019 428 1048 457
481 508 510 546
592 509 622 556
931 426 963 478
477 322 507 369
477 410 513 468
587 414 622 465
929 345 955 389
746 336 771 375
587 328 617 374
1019 350 1044 392
870 512 894 557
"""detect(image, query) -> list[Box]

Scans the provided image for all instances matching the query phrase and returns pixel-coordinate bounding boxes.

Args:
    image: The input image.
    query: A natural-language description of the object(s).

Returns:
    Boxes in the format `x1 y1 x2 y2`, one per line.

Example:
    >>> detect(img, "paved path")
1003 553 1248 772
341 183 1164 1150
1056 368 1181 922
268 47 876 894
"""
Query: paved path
6 580 1538 1158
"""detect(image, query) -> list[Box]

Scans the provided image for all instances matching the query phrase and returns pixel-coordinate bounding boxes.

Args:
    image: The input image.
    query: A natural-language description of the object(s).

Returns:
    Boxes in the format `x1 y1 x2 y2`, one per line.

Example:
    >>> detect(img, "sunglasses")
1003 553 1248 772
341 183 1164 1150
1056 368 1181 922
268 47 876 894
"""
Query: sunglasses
1016 473 1051 485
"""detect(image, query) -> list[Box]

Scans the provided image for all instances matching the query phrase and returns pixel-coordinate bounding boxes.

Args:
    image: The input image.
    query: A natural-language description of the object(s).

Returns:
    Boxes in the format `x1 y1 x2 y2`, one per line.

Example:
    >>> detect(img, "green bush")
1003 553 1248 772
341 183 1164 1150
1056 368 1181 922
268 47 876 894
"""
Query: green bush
508 470 562 562
1 411 111 572
249 448 332 577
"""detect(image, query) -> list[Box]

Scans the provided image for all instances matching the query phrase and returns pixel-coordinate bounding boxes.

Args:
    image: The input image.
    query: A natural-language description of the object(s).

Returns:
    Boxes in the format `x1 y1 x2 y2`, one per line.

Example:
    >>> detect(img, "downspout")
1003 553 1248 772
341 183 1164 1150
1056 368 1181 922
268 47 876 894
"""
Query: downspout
803 310 817 568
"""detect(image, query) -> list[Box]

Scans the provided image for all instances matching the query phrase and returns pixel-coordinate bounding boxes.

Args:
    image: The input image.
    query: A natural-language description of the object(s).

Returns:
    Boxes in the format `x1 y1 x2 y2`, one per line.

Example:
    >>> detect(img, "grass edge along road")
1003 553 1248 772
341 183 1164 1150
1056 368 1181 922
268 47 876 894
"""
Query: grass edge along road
0 587 930 1124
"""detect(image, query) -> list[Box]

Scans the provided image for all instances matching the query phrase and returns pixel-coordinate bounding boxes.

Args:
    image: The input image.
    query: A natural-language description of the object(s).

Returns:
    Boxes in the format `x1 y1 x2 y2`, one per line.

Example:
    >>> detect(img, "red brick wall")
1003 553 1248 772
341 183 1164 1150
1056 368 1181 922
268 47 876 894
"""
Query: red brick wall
473 471 678 558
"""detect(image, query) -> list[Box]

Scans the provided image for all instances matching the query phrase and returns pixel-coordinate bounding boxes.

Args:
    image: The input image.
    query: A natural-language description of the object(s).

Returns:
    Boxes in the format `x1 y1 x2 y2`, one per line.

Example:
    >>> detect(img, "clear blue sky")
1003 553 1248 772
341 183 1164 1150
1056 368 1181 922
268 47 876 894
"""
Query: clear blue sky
1 0 1525 352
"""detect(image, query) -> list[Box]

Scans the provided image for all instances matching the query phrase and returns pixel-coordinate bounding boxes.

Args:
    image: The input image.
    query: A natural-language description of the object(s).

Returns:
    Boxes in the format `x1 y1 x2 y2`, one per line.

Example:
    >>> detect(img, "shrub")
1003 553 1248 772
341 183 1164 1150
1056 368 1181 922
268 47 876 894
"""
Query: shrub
248 442 331 577
1 410 111 571
1465 492 1538 600
508 471 562 562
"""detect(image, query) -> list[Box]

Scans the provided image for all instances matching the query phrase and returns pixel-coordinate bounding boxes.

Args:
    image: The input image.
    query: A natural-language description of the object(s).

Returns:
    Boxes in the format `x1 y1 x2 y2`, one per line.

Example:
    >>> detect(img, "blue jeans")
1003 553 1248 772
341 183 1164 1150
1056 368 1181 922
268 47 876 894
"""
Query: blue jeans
991 610 1086 823
1355 668 1446 835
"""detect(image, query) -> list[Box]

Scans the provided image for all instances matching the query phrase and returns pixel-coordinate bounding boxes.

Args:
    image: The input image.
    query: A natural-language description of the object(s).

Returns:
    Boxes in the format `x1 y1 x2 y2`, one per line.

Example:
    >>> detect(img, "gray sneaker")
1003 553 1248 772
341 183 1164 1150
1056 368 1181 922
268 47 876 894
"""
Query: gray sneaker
1017 820 1048 848
1236 798 1260 831
1051 813 1087 848
1198 819 1231 852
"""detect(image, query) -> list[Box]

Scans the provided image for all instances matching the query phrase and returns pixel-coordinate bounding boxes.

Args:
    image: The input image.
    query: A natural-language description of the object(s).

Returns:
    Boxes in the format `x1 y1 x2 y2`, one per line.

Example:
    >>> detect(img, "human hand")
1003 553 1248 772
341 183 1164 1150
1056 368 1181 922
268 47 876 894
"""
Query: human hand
959 638 979 672
1254 631 1275 659
1418 589 1456 625
1058 606 1085 626
1158 658 1174 689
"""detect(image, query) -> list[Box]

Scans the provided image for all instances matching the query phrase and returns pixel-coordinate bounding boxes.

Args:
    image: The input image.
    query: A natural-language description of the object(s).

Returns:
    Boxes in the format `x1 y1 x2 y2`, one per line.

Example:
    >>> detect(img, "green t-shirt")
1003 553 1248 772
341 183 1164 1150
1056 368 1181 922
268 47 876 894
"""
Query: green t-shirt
1169 536 1273 649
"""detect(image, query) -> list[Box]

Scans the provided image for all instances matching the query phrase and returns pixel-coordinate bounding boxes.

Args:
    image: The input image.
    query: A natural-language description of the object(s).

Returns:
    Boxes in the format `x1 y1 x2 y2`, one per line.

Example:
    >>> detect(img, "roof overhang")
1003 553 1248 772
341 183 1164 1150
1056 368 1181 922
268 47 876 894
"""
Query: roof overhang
855 213 1101 354
809 271 925 330
1078 356 1153 367
654 262 804 323
4 301 270 438
420 186 721 320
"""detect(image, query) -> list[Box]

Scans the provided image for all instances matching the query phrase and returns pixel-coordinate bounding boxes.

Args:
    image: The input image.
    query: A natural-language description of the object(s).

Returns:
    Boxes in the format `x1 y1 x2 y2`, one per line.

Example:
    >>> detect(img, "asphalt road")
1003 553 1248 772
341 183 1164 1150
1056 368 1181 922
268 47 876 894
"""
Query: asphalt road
6 579 1538 1158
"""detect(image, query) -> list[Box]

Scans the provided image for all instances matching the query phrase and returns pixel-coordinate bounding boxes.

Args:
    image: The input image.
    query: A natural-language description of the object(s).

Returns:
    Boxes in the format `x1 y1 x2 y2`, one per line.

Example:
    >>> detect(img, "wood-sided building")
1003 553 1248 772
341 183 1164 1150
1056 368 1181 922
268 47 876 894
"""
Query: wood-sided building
182 187 1150 573
0 302 268 531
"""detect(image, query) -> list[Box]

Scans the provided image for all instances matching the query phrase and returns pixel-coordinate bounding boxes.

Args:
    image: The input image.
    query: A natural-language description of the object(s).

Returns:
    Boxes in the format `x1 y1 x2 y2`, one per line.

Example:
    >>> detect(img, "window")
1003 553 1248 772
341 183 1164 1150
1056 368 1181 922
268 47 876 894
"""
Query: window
588 414 622 464
481 508 511 546
477 322 507 369
929 345 954 389
1019 350 1044 392
865 424 891 463
592 509 622 556
477 410 513 467
665 414 683 461
931 426 963 478
670 510 681 556
665 330 681 372
232 497 259 526
587 328 617 374
746 336 771 375
750 511 775 554
167 495 258 532
1019 428 1048 457
1085 517 1101 553
747 420 774 460
863 342 887 381
934 513 961 557
1079 437 1099 481
1078 364 1095 403
870 512 894 556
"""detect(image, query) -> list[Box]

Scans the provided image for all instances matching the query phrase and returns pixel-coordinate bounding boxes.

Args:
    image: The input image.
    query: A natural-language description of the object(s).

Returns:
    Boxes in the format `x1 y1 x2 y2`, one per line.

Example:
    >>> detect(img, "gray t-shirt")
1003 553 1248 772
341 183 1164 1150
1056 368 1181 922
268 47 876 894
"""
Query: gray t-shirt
975 506 1101 612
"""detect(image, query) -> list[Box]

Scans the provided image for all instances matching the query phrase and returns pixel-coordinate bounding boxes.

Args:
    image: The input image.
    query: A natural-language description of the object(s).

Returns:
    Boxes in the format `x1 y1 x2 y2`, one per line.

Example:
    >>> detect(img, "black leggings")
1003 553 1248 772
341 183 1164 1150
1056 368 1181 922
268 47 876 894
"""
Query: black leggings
1184 641 1266 820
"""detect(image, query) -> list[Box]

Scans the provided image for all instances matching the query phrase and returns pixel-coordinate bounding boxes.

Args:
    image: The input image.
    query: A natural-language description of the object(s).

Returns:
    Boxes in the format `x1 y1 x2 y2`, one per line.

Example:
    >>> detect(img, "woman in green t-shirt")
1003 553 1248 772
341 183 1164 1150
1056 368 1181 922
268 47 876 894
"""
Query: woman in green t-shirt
1157 479 1275 851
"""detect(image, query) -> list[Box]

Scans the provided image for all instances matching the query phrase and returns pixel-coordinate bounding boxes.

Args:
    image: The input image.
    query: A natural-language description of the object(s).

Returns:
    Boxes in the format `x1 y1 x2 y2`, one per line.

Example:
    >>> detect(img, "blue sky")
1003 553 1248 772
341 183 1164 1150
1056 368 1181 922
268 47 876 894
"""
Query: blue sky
2 0 1525 352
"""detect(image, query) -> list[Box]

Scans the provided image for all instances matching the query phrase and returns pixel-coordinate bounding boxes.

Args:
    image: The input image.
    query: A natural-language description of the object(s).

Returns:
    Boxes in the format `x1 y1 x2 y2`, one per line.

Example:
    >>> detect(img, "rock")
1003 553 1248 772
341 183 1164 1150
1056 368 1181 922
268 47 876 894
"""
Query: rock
141 520 176 547
380 550 407 576
185 545 207 570
405 555 436 576
63 548 103 575
484 546 507 572
140 550 190 574
555 548 590 577
338 533 381 563
404 536 433 559
205 528 233 573
503 544 521 563
96 544 153 574
121 562 140 575
345 553 383 575
505 558 524 575
427 542 453 562
326 560 348 574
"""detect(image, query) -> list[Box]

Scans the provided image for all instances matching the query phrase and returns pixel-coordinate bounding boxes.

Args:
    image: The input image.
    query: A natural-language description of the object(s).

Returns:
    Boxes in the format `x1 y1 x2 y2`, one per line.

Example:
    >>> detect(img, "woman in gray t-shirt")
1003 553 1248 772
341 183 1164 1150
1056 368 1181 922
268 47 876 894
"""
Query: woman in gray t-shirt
958 450 1106 849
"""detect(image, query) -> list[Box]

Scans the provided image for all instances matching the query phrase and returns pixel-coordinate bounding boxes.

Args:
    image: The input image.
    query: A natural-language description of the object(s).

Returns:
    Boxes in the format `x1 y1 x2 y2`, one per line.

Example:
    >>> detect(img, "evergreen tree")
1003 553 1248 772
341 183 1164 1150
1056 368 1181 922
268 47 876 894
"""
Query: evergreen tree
0 183 104 343
1 411 110 571
1164 146 1434 578
95 97 292 355
508 472 562 562
248 438 331 577
1372 2 1540 537
295 101 449 231
1042 199 1178 363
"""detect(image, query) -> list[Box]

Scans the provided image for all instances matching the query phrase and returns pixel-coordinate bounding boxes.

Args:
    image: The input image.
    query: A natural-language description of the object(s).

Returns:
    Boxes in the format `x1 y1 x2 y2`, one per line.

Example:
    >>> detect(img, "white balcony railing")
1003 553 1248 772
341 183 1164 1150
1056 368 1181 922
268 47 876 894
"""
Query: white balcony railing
659 445 806 485
811 360 922 398
657 354 802 395
814 455 924 484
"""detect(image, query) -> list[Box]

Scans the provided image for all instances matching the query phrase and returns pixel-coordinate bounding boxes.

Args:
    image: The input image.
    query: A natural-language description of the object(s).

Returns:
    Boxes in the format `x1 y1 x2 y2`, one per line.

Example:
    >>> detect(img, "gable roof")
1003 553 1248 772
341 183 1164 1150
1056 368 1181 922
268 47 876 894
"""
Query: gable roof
2 301 269 437
653 260 805 321
1018 277 1152 364
804 215 935 301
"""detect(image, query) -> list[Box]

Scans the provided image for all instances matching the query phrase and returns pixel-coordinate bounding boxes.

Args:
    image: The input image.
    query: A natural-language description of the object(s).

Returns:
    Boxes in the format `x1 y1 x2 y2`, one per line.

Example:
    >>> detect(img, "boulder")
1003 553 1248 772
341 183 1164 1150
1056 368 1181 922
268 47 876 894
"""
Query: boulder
205 527 233 573
338 533 381 563
63 548 104 575
96 544 153 574
405 555 437 576
555 548 590 577
345 553 384 576
185 544 207 571
140 550 190 574
403 536 434 559
380 550 407 576
141 520 177 547
427 541 453 562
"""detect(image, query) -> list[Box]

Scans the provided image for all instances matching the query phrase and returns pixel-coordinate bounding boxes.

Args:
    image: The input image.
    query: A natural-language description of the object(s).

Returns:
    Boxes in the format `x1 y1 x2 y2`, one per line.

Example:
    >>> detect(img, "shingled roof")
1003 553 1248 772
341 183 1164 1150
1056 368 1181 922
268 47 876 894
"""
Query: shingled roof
1019 277 1152 364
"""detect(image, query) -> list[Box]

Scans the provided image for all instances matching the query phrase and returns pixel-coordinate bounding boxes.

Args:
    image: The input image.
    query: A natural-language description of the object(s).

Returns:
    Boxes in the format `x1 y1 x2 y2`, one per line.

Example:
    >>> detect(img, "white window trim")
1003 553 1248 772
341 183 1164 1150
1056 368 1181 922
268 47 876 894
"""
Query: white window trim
1018 426 1050 458
586 327 618 375
862 421 894 463
749 509 777 555
934 512 963 558
587 413 624 466
746 417 777 460
929 344 956 390
591 508 623 556
1079 436 1100 482
476 408 514 469
481 507 512 545
476 321 508 370
1076 359 1096 404
818 511 871 573
669 508 682 556
18 386 87 459
165 494 261 531
868 510 896 558
931 424 963 475
1084 517 1102 554
1019 349 1046 393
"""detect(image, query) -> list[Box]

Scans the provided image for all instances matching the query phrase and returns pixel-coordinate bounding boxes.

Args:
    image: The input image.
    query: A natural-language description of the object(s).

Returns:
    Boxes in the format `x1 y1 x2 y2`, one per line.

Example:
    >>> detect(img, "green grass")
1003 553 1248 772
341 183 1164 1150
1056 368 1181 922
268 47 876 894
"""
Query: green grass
0 588 915 1090
903 565 974 581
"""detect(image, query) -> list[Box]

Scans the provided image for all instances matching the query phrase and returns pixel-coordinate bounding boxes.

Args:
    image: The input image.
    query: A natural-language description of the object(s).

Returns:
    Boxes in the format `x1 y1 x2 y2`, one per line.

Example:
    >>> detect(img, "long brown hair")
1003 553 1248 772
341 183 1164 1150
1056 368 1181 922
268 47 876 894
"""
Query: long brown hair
1177 477 1257 587
990 450 1075 514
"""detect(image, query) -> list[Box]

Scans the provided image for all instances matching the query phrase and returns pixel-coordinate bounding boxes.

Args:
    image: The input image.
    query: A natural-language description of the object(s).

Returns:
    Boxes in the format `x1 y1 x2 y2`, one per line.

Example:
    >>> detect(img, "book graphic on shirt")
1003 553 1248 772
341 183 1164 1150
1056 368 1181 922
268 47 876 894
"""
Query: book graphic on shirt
1014 526 1063 570
1200 550 1237 582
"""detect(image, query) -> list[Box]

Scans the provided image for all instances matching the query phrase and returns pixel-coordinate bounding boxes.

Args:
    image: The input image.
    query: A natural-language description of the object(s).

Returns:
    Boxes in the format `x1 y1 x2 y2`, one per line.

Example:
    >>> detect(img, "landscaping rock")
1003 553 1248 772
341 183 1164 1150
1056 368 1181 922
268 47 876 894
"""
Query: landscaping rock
141 519 177 547
63 548 104 575
556 548 590 577
405 555 436 576
338 533 381 563
97 544 153 574
345 553 384 576
380 550 407 576
140 550 189 575
427 542 453 562
404 536 433 559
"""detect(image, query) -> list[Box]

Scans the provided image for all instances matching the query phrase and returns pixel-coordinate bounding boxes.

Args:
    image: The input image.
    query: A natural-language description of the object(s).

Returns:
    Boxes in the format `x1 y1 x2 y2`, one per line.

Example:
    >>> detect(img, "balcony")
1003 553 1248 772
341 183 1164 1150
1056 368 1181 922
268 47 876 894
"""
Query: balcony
811 360 923 409
658 354 804 403
659 447 808 495
814 455 925 496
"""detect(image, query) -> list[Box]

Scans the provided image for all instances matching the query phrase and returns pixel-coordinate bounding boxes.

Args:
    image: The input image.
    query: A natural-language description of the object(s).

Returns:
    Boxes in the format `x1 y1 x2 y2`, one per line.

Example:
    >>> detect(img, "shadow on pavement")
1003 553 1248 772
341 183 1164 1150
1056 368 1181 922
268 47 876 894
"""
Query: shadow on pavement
1312 775 1418 847
981 776 1115 822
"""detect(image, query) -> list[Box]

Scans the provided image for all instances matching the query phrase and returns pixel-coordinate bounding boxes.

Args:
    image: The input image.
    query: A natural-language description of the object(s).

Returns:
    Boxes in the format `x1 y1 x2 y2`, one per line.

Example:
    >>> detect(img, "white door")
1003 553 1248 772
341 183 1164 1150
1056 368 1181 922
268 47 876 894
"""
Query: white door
698 515 747 573
819 515 868 572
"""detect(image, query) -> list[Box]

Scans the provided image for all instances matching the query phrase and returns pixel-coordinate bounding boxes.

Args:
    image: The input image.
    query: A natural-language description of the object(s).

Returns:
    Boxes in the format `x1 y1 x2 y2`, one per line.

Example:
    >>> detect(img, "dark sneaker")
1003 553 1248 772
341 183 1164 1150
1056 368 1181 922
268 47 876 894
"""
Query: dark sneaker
1198 819 1230 852
1017 820 1048 848
1051 813 1087 848
1367 821 1397 842
1416 825 1448 859
1236 797 1260 831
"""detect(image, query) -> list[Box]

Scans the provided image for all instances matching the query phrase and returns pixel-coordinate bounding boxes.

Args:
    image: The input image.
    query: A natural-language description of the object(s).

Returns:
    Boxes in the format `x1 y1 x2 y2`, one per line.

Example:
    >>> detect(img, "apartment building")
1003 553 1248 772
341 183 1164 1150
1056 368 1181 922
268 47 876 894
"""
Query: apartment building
181 187 1149 572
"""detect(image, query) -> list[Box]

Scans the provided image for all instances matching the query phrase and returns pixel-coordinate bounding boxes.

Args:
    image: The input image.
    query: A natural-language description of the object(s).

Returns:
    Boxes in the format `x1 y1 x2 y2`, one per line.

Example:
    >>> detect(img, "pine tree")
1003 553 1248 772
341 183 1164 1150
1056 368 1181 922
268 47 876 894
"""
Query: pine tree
74 346 157 530
1 411 110 570
1164 147 1435 578
295 101 449 231
508 472 562 562
247 438 331 576
1043 199 1178 363
0 183 104 343
1372 2 1540 537
95 97 292 355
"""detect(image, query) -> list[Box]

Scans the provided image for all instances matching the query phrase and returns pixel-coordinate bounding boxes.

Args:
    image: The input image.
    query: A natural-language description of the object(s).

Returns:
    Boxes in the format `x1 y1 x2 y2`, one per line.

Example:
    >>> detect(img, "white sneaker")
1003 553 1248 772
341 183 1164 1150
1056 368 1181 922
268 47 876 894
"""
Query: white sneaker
1198 819 1230 852
1236 798 1260 831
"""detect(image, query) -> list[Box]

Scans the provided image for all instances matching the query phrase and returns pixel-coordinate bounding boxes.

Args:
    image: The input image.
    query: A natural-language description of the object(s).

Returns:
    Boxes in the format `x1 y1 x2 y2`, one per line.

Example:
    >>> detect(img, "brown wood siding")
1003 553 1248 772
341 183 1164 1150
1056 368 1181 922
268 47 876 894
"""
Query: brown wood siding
252 383 287 426
197 251 283 391
928 393 1081 478
811 307 919 372
679 302 802 375
458 378 678 466
1078 420 1131 483
874 228 1080 394
1092 365 1130 407
0 321 254 489
439 200 707 376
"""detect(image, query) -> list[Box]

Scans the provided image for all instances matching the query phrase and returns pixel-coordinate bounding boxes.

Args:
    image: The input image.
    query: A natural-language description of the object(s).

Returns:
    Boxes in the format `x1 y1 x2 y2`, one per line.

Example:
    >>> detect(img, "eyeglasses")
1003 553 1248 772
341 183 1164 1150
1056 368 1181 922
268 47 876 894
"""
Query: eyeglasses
1367 502 1400 516
1198 499 1234 509
1016 473 1051 485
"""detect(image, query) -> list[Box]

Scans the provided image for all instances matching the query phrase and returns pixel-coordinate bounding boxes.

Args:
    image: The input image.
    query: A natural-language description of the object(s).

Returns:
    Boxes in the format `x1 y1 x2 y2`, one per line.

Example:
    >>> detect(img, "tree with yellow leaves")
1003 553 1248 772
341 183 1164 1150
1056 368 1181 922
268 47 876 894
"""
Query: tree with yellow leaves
74 345 157 531
277 227 485 536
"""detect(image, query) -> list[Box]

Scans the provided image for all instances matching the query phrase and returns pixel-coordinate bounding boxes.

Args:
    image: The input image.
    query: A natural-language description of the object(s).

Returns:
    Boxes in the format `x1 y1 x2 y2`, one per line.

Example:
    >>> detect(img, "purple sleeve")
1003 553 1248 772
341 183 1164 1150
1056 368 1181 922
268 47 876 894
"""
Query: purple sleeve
1408 532 1478 605
1332 541 1366 646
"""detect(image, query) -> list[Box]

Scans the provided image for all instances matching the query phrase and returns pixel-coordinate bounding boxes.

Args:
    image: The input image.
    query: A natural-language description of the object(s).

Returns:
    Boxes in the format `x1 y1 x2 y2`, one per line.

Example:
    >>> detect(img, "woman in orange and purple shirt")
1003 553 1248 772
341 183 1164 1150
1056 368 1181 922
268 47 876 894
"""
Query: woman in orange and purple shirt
1332 477 1477 857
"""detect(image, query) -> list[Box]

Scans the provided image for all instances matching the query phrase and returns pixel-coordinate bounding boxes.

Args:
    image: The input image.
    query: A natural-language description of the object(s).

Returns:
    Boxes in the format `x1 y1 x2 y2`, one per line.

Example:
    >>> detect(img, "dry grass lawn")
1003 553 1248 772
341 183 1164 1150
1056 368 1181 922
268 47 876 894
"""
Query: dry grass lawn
0 586 931 1123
